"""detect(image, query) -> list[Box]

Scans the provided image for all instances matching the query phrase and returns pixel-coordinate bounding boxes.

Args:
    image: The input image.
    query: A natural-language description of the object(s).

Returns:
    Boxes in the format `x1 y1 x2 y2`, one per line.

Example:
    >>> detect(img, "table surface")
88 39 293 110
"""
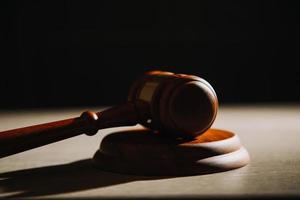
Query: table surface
0 105 299 199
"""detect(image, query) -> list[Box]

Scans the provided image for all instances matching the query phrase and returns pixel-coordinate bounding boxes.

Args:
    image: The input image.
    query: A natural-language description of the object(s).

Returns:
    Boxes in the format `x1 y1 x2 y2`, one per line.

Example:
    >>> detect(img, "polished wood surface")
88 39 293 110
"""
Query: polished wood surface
0 105 299 199
0 103 139 158
0 71 217 158
128 70 218 137
93 128 249 176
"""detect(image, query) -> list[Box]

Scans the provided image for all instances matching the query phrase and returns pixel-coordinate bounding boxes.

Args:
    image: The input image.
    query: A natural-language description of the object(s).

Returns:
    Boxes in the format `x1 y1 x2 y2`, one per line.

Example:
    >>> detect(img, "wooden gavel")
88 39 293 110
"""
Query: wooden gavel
0 71 218 158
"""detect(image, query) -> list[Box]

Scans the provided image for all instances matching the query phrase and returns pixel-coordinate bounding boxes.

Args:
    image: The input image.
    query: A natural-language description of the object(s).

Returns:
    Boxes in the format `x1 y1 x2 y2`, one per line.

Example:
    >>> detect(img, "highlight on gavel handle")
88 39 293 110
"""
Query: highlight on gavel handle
0 103 139 158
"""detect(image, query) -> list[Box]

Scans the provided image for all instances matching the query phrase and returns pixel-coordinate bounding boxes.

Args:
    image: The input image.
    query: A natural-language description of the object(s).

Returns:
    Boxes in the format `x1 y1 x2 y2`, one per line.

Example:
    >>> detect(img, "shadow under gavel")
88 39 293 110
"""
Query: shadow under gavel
0 71 218 158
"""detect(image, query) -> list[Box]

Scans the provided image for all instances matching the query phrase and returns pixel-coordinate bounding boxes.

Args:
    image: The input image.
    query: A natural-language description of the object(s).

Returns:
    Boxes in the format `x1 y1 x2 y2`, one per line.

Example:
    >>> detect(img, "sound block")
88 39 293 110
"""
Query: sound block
92 128 250 176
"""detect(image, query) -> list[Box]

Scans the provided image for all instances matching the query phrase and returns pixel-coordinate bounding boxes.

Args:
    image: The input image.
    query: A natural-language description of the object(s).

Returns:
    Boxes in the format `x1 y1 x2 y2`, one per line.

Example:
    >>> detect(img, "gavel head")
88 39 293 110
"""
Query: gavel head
128 71 218 138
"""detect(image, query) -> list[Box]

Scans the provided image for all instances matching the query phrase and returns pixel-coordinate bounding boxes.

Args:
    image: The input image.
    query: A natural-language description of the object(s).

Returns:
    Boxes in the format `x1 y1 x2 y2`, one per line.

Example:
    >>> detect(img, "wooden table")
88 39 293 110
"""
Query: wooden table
0 105 299 199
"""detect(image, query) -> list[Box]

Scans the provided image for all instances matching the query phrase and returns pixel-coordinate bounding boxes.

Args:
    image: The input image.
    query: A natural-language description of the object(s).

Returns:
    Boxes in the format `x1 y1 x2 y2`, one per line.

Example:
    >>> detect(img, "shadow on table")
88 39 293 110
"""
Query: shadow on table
0 159 298 200
0 159 155 198
1 159 192 198
0 157 230 199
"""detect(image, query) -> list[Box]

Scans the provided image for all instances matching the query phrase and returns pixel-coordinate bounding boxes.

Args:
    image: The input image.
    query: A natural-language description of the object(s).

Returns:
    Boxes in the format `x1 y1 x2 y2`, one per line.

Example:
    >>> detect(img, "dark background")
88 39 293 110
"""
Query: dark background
1 0 299 108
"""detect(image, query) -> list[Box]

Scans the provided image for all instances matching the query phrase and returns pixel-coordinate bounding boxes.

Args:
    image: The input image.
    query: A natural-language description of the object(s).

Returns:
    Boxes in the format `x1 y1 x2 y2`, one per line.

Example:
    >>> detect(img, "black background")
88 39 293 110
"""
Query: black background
1 0 299 108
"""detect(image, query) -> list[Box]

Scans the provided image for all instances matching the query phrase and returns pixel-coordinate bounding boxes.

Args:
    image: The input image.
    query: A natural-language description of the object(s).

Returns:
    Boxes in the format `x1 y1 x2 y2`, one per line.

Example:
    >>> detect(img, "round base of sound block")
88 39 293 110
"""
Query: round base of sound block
92 128 250 176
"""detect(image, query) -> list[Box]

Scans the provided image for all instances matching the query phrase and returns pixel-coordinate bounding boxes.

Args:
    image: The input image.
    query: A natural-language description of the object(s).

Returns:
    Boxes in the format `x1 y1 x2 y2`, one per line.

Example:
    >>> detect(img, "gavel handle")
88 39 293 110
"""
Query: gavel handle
0 103 139 158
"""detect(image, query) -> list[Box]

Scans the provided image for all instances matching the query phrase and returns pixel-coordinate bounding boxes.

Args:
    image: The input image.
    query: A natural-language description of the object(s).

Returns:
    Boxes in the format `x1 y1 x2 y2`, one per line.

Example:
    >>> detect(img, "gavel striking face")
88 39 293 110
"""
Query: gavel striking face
0 71 218 158
128 71 218 137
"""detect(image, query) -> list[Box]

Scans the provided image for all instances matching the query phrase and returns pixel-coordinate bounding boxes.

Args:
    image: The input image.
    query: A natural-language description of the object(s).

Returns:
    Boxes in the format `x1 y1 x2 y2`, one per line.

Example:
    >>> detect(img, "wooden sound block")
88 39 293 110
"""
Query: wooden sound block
92 128 250 176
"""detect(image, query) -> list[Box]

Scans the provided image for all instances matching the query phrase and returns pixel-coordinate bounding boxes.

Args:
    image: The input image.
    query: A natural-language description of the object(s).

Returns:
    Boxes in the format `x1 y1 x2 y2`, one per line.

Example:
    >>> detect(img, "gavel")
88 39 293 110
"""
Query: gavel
0 71 218 158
